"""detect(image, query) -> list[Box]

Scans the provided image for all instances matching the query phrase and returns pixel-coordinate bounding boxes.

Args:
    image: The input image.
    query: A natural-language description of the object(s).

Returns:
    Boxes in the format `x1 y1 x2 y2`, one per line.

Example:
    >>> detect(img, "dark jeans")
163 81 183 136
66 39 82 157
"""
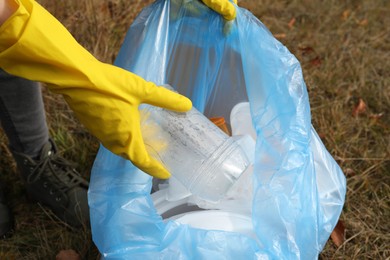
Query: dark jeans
0 69 48 158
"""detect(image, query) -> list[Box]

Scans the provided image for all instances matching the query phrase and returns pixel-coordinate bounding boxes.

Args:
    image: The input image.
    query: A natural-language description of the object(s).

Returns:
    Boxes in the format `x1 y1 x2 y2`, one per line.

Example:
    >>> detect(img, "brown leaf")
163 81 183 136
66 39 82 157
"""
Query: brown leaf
288 18 296 29
344 168 356 177
310 56 322 67
298 46 315 56
56 250 81 260
342 10 351 20
352 98 367 117
274 33 287 39
358 18 368 26
210 117 231 136
369 112 384 120
330 220 346 247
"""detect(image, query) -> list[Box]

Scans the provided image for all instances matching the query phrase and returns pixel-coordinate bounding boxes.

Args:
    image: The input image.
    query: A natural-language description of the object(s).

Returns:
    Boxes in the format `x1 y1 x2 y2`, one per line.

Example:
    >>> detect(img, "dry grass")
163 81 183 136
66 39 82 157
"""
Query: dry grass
0 0 389 259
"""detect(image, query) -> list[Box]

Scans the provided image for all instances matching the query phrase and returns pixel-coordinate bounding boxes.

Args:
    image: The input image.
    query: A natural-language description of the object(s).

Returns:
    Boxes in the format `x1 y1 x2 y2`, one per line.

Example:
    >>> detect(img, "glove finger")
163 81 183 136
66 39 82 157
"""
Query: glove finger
128 111 171 179
141 85 192 112
133 154 171 179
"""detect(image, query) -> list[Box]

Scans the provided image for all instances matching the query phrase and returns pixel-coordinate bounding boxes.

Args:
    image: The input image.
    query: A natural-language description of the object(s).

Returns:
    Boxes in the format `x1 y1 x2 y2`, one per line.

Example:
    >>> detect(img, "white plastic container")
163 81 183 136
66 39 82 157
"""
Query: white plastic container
140 97 252 202
230 102 257 140
151 189 256 239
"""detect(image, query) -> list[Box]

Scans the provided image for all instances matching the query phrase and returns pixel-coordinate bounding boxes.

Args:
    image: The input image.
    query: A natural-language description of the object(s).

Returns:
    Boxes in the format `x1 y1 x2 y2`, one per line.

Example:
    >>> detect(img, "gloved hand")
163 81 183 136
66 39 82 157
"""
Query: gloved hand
201 0 237 21
0 0 192 179
170 0 237 35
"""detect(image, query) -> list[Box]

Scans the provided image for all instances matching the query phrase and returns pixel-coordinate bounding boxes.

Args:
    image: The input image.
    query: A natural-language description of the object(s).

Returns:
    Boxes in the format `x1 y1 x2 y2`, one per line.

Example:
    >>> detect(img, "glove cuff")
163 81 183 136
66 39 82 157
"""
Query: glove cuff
0 0 98 87
0 0 32 52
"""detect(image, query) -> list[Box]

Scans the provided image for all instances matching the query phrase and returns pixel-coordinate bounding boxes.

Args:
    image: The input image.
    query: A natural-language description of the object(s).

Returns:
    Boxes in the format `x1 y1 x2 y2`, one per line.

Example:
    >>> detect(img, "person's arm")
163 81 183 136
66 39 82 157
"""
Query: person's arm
0 0 192 179
0 0 18 25
0 0 235 178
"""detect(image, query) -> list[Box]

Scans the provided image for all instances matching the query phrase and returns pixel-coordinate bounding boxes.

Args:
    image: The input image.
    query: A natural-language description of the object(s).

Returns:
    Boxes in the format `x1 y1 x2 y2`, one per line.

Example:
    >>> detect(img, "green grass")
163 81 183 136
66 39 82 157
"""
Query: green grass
0 0 389 259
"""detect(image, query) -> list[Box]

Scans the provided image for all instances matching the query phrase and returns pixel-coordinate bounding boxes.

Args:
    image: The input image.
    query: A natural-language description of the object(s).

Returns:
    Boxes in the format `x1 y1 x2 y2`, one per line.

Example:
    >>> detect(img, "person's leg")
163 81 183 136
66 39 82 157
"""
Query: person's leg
0 183 13 238
0 69 89 230
0 68 43 238
0 69 49 157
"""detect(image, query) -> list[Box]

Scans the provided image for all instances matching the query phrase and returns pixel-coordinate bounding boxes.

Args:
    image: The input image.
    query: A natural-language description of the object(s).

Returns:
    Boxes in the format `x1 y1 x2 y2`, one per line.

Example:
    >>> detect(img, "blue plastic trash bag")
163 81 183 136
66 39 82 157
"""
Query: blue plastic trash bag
89 0 346 259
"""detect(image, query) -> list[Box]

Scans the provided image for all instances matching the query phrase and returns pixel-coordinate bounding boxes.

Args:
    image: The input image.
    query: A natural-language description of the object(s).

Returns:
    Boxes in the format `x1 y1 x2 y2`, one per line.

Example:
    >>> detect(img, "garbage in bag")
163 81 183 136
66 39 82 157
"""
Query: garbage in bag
139 87 255 203
88 0 347 259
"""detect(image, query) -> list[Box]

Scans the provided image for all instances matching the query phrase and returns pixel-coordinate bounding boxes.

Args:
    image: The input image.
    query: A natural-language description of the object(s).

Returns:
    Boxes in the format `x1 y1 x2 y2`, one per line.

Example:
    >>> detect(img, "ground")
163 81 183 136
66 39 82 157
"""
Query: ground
0 0 388 259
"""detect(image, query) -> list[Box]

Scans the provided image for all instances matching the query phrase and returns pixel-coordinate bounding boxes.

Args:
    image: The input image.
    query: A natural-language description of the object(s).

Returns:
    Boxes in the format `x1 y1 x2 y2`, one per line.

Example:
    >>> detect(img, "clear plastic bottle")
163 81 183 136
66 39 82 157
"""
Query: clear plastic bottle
140 88 252 202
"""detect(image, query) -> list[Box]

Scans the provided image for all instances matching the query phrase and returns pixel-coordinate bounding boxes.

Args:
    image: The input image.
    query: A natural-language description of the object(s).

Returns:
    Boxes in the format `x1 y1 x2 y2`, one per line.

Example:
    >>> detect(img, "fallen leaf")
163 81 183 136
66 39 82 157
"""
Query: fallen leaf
274 33 287 39
310 56 322 67
342 10 351 20
56 250 81 260
330 220 346 247
370 113 385 119
344 168 356 177
369 112 384 120
352 98 367 117
358 18 368 26
288 17 296 29
210 117 231 136
298 46 315 56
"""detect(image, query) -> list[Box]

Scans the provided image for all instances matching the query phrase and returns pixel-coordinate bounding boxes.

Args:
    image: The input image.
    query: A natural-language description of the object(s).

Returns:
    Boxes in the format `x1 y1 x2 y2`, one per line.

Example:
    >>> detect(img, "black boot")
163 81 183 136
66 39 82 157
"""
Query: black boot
12 140 89 227
0 186 14 239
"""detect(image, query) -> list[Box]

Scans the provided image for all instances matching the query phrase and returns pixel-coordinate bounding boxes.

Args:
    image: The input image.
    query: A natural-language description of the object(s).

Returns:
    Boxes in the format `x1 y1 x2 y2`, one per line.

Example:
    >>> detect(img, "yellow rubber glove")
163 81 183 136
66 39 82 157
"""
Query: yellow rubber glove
0 0 192 179
170 0 237 21
201 0 237 21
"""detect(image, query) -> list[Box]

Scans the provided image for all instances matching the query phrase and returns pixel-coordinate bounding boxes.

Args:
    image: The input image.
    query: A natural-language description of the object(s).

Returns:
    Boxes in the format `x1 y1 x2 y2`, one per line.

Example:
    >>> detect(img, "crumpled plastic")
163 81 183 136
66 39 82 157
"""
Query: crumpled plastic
88 0 346 259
